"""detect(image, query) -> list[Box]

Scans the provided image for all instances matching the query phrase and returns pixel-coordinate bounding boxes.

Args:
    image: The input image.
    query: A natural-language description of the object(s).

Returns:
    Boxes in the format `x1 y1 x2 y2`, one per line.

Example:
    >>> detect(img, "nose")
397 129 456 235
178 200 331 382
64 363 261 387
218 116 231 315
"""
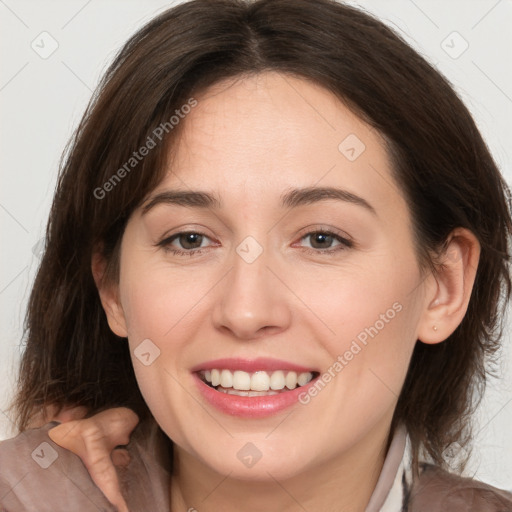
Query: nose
212 245 292 340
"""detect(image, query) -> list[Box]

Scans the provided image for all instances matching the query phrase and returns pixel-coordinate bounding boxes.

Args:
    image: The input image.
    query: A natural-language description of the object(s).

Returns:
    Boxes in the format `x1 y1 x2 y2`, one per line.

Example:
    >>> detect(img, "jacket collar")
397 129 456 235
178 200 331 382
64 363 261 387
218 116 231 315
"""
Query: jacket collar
365 423 413 511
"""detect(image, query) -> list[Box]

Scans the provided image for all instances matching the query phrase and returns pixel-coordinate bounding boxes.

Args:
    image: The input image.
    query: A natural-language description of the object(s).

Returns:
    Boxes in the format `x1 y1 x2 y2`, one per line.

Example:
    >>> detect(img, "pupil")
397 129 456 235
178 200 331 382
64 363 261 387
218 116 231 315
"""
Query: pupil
312 233 332 249
181 233 201 249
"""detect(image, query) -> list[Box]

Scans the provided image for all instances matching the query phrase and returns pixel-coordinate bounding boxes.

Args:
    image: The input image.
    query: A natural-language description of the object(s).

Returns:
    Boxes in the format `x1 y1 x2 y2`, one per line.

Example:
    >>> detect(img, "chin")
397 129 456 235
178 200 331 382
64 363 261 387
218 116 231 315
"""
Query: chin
195 438 313 482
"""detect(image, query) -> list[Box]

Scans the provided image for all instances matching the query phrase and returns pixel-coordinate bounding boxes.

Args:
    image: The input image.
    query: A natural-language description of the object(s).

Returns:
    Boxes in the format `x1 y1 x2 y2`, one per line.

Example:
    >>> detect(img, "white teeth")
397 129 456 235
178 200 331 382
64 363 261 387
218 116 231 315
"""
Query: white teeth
269 370 286 390
285 371 298 390
297 372 311 386
217 388 279 397
248 390 278 396
200 369 315 392
297 372 314 386
220 369 233 388
233 370 251 390
211 369 220 386
251 371 270 391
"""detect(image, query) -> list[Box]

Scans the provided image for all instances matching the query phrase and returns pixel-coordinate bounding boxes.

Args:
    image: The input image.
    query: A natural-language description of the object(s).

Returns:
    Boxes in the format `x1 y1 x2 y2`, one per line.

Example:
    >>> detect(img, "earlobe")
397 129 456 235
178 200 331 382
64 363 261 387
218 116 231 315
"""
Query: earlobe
417 227 480 345
91 250 128 338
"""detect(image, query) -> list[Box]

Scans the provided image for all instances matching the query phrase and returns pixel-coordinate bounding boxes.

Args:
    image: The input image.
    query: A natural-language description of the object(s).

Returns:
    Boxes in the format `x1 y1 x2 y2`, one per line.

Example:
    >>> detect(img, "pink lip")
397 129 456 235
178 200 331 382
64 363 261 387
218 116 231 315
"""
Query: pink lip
191 365 320 419
190 357 316 373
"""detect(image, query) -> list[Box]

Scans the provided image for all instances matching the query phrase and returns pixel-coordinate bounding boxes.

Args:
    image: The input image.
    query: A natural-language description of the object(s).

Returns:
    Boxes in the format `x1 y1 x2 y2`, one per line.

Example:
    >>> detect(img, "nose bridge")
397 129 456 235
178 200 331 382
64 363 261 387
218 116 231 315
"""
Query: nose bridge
212 234 291 339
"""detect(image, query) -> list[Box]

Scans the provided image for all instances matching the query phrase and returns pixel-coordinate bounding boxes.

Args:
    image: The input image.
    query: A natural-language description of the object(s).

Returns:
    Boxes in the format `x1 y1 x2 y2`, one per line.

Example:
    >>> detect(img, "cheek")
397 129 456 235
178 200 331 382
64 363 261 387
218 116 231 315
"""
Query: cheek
302 258 420 407
297 260 414 350
118 263 194 440
119 254 206 340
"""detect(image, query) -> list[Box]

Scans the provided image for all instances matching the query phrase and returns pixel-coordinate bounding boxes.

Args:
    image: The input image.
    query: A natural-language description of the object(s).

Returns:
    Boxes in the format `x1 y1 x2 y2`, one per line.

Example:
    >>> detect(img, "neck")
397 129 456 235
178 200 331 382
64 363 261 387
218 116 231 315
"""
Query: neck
169 420 393 512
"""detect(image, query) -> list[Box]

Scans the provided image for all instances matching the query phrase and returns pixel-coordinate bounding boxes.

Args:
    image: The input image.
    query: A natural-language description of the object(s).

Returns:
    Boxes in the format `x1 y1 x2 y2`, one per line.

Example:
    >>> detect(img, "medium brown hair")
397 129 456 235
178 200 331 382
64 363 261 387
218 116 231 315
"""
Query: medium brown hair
10 0 512 478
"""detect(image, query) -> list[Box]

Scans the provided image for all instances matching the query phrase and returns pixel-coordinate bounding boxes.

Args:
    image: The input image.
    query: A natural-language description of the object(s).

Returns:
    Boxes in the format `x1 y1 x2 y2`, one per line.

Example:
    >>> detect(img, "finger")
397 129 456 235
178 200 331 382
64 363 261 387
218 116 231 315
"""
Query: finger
88 408 139 449
48 408 139 452
49 420 130 512
81 450 130 512
48 408 139 511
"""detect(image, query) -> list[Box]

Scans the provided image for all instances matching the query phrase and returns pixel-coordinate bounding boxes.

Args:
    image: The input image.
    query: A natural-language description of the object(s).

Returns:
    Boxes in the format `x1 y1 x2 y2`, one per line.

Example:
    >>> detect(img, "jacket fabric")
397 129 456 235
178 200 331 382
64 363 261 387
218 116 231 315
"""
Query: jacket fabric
1 420 511 511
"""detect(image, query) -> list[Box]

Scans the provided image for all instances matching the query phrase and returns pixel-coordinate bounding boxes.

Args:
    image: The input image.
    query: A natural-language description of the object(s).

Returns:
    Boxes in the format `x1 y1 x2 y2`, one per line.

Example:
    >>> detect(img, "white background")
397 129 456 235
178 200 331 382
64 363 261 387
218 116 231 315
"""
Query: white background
1 0 511 491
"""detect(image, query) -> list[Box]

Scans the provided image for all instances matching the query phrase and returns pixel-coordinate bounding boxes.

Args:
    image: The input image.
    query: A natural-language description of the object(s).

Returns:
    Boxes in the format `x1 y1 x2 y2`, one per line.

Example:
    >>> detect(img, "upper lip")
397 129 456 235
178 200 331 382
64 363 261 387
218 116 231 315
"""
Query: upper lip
190 357 317 373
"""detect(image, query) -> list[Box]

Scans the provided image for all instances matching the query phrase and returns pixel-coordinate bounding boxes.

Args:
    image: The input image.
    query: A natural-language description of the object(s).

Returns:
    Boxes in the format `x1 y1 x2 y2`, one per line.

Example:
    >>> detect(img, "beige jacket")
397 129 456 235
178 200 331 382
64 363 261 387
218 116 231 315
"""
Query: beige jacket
1 420 511 511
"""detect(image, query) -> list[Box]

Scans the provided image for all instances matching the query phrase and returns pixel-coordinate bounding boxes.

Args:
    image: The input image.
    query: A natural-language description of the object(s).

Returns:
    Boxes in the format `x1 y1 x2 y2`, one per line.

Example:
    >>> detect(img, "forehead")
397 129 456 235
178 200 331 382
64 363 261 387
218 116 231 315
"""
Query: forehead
153 71 406 219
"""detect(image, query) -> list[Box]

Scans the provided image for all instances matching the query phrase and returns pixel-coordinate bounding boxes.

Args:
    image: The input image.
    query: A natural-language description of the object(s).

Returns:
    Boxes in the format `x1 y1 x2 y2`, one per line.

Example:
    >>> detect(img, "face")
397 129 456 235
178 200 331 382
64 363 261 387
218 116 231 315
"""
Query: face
101 71 432 481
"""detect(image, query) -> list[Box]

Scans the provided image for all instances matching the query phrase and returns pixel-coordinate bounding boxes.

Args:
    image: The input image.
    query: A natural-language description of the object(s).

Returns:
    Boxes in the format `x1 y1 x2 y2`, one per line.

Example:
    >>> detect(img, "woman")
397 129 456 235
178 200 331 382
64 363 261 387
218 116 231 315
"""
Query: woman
1 0 511 510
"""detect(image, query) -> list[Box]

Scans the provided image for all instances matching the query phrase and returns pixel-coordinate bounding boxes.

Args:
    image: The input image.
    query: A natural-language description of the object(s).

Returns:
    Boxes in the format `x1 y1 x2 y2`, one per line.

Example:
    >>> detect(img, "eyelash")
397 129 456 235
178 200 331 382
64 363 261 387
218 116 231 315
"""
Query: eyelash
156 228 354 258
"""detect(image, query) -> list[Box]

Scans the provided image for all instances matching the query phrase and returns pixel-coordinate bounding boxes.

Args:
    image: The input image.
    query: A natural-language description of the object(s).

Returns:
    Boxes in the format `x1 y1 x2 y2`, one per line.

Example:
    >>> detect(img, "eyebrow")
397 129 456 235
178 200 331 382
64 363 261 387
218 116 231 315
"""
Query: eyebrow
141 186 377 216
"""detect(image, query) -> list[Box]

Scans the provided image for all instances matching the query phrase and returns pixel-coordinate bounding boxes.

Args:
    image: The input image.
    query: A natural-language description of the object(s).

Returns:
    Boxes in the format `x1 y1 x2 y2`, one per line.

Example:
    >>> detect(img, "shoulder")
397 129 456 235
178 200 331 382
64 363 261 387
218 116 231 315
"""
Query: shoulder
0 419 171 512
0 421 116 511
409 462 512 512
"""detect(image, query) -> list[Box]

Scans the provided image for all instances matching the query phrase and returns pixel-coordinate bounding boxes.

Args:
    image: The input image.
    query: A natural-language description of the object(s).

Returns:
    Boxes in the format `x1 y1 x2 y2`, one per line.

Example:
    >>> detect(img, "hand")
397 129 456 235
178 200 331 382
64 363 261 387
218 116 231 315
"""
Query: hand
43 406 139 512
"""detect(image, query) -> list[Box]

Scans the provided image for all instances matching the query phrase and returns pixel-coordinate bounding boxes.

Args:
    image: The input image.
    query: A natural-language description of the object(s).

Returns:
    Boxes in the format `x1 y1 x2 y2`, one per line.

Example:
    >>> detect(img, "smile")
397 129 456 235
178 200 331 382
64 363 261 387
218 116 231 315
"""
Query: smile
198 369 318 396
192 358 321 418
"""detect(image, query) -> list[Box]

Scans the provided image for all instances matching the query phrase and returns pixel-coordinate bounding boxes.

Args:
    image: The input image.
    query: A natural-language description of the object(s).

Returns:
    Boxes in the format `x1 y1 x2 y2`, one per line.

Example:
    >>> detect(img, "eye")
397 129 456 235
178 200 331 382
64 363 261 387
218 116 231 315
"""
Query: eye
156 231 214 257
295 228 353 255
156 227 353 258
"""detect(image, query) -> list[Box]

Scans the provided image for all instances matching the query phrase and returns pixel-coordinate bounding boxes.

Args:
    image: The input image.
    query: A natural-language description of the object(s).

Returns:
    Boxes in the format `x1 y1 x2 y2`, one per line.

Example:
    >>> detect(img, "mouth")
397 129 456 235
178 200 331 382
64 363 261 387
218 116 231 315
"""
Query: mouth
197 368 321 397
191 357 321 417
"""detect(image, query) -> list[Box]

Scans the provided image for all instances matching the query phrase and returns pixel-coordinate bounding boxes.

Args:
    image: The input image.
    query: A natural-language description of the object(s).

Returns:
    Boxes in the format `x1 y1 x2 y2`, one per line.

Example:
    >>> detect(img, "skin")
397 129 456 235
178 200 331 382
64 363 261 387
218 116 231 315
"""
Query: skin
46 407 137 512
91 71 480 512
24 404 135 512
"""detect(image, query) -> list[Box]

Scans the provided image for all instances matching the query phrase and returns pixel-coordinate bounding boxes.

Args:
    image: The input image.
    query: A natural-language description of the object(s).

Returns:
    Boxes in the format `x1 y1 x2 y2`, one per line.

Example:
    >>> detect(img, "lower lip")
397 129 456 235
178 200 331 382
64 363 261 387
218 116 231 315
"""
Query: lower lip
192 372 319 418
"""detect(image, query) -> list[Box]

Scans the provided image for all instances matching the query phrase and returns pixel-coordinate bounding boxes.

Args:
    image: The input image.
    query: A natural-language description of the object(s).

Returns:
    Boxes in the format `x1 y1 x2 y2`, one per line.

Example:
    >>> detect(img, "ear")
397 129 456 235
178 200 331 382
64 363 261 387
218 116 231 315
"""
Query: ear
91 249 128 338
417 227 480 344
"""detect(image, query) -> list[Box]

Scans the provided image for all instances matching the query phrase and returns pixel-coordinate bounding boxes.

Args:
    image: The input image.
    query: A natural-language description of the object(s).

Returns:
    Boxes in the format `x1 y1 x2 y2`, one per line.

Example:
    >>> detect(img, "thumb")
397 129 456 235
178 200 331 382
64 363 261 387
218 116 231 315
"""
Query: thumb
48 407 139 512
